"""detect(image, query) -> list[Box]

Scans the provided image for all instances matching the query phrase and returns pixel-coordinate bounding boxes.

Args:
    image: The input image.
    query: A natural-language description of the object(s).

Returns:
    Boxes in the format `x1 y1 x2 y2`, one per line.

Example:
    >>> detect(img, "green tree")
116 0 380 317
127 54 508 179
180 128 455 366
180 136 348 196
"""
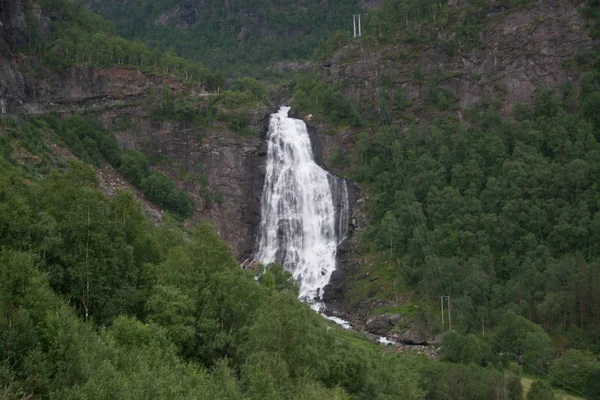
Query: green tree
119 149 149 186
549 350 595 393
585 365 600 400
527 380 554 400
523 331 553 376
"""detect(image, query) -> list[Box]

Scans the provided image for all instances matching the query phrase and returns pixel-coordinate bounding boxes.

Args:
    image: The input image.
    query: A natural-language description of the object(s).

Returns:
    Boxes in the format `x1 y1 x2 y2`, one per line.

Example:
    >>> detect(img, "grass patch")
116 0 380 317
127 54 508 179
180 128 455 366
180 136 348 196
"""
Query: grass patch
345 253 406 307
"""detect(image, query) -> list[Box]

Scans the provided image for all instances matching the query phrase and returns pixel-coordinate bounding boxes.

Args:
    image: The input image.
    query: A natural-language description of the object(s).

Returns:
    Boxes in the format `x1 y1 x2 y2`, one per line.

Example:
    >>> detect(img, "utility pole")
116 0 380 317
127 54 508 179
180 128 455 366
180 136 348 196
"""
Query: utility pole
353 14 362 38
441 296 444 331
448 295 452 331
441 296 452 332
358 14 362 37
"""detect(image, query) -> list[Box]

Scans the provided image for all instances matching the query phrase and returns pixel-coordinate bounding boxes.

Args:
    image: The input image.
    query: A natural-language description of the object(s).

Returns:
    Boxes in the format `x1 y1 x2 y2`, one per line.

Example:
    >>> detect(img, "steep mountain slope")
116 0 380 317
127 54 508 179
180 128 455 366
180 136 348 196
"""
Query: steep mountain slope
320 0 593 116
300 0 600 371
0 2 555 399
86 0 366 77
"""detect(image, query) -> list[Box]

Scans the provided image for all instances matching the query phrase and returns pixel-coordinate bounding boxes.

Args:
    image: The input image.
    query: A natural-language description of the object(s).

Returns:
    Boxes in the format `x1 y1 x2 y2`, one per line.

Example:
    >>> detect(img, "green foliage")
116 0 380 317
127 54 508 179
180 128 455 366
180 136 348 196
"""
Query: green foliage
353 89 600 354
507 375 524 400
585 365 600 400
90 0 362 77
441 331 495 367
527 380 555 400
293 74 361 126
313 31 351 60
150 87 211 122
119 149 149 186
330 146 350 168
258 263 299 295
219 113 251 134
141 173 193 217
493 312 552 374
38 113 194 217
522 331 553 377
232 77 269 103
26 0 224 90
44 113 121 167
426 84 459 111
0 142 546 400
549 349 596 394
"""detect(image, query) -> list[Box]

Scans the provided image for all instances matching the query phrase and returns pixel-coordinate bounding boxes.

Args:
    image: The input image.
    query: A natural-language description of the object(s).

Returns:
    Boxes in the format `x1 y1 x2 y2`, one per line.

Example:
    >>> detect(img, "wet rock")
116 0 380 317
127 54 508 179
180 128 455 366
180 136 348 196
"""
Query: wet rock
391 328 431 346
365 314 403 336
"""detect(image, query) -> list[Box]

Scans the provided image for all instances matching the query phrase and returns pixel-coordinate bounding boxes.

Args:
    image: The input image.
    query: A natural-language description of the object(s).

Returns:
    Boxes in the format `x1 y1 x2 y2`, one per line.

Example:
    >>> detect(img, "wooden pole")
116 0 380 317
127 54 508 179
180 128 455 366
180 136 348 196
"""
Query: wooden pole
441 296 445 331
358 14 362 37
448 295 452 331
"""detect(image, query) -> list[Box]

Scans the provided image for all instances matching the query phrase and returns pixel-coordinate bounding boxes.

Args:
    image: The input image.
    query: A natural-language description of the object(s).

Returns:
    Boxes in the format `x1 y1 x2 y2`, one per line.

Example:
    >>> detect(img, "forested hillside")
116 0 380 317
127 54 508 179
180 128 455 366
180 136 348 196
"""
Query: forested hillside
0 83 533 400
0 0 542 398
11 0 225 90
287 0 600 397
86 0 362 77
3 0 600 398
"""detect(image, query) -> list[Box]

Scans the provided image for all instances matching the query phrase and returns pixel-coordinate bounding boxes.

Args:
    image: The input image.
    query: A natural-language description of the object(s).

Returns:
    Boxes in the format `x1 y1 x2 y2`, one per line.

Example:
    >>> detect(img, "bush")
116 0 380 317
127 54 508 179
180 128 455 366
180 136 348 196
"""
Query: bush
527 380 554 400
522 331 553 376
119 149 149 186
141 173 193 217
549 350 596 394
441 332 495 367
232 77 268 103
292 73 361 126
585 366 600 400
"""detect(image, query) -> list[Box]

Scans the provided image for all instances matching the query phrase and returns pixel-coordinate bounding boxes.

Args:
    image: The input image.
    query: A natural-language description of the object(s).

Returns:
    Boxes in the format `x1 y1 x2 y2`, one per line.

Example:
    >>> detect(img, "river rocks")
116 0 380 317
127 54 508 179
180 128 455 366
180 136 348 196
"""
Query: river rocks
391 328 432 346
365 313 436 345
366 314 403 335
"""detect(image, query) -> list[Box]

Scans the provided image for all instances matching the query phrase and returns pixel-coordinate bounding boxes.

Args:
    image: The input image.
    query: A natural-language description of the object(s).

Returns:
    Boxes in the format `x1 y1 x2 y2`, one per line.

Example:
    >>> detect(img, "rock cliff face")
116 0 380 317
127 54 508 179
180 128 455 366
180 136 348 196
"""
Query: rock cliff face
98 103 270 258
0 6 270 259
0 0 30 51
314 0 597 324
320 0 594 115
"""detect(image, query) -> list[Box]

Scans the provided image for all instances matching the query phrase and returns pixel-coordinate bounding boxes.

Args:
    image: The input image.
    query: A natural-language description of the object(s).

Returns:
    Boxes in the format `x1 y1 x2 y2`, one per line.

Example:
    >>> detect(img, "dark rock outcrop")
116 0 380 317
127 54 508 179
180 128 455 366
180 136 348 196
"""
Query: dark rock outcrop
365 314 403 335
101 104 271 259
0 38 269 259
0 0 29 51
365 314 435 345
320 0 594 115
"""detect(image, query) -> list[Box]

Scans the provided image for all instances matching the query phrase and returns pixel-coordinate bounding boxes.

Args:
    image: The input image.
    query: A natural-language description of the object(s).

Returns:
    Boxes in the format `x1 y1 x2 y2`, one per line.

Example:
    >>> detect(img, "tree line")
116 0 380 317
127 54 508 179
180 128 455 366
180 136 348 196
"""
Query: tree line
0 125 547 399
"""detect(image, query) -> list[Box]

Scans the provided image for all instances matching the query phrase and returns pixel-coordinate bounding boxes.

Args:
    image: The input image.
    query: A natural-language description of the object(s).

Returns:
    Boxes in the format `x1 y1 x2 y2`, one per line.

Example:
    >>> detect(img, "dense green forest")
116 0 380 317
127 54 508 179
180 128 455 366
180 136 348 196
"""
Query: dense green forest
1 118 552 399
22 0 225 90
290 0 600 397
87 0 362 77
3 0 600 397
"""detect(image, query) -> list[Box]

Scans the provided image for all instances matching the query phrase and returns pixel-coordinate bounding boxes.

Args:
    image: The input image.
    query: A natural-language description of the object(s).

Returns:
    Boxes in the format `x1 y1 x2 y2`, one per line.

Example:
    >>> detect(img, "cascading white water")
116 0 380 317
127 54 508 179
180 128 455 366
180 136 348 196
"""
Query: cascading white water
255 106 349 303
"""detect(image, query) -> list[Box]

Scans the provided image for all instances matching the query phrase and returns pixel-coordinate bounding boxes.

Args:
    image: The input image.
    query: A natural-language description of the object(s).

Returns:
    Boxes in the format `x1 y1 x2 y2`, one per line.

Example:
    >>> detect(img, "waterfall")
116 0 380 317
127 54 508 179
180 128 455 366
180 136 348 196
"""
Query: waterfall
255 106 349 303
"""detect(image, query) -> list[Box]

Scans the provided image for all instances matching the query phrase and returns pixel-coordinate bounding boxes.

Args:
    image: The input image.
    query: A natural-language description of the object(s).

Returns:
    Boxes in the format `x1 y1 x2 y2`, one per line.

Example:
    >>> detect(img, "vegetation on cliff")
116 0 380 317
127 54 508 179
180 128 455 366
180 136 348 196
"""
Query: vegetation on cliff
3 0 600 398
23 0 225 90
289 0 600 397
0 126 541 399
